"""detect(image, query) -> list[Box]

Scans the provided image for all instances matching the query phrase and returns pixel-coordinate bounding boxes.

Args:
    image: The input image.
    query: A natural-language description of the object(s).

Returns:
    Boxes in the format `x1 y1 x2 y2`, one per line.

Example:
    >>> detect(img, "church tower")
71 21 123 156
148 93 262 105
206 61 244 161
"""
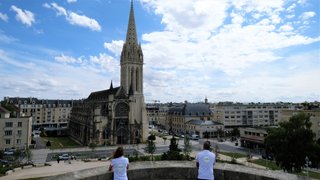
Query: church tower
120 0 144 95
119 0 148 142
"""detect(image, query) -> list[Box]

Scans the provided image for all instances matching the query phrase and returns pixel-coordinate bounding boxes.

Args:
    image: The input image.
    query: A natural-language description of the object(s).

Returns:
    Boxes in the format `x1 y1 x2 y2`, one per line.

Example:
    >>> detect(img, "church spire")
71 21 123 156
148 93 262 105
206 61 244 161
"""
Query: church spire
125 0 138 46
109 80 113 89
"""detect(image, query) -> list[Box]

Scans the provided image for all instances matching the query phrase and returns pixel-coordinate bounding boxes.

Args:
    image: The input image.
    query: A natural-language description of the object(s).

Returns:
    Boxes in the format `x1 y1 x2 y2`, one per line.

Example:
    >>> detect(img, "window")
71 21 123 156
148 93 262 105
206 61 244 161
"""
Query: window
6 139 10 144
5 122 13 127
16 139 21 144
5 130 12 136
18 122 22 127
17 130 22 136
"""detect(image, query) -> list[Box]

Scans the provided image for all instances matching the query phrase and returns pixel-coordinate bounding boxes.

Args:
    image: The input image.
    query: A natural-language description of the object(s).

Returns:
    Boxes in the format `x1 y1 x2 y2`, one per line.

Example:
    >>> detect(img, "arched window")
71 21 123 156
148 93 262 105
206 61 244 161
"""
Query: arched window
115 103 129 117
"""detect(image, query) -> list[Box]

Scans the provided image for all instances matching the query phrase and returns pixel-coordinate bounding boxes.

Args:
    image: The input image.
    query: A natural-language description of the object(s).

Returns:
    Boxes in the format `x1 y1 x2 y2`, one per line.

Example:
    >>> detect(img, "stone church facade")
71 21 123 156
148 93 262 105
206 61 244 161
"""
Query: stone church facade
69 2 148 145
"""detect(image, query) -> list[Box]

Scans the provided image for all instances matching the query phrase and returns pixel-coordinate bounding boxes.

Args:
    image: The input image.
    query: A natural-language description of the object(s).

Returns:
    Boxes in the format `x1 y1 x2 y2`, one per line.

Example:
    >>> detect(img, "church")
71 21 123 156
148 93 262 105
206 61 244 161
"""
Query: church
69 1 148 146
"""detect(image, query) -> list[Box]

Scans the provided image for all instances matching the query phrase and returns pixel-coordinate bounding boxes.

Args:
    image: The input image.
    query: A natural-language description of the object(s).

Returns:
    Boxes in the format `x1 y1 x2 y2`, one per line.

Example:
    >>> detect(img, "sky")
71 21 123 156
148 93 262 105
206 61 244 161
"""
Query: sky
0 0 319 103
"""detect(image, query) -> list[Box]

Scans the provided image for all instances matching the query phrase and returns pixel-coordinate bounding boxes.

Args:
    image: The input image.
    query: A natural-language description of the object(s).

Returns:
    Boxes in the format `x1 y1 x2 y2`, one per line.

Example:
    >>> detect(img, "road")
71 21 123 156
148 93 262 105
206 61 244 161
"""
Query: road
30 136 258 164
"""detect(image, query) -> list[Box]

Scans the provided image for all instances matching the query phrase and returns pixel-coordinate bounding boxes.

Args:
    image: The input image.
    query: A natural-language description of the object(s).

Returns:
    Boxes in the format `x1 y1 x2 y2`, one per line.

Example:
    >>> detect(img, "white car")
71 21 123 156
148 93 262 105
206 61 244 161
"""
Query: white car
58 154 74 160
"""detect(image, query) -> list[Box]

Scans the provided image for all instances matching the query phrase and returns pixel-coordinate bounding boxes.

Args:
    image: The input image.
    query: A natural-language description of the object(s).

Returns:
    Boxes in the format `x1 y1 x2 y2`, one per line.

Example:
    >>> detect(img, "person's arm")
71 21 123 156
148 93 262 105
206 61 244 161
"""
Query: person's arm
126 159 129 170
108 163 113 171
195 154 199 169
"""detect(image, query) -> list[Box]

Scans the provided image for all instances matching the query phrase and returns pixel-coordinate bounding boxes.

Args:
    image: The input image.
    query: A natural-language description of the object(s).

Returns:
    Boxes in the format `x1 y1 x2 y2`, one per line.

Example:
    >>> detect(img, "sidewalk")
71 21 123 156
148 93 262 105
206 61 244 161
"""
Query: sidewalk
1 160 109 180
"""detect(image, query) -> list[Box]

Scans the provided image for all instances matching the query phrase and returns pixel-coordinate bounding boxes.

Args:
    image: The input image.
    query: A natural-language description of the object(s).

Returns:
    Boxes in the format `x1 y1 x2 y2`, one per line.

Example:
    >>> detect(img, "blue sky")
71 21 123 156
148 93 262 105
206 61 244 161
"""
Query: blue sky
0 0 319 103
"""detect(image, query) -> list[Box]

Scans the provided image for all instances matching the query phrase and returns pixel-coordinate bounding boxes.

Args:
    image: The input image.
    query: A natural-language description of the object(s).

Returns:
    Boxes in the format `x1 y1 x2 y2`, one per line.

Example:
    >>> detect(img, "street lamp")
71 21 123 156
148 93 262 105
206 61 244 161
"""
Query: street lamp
305 156 311 177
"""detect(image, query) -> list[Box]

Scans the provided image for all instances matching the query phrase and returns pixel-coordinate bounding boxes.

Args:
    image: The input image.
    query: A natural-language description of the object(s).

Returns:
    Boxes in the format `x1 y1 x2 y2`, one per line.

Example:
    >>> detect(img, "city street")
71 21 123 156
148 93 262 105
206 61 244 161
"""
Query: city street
30 136 257 165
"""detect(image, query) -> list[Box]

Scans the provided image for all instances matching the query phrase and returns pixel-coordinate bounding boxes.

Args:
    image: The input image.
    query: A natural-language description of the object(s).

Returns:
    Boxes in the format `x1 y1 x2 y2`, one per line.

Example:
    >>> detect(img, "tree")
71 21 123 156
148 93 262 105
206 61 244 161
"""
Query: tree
265 113 316 172
231 127 240 137
25 148 32 164
145 135 156 160
46 140 51 147
183 136 192 158
217 128 224 139
161 136 184 160
169 136 180 152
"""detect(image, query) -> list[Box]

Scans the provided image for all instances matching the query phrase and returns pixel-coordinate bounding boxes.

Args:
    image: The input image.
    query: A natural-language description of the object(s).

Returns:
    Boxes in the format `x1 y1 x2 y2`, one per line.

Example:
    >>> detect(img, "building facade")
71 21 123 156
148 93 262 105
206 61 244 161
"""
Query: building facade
69 1 148 146
213 102 296 129
186 120 224 138
4 97 77 130
239 127 268 149
166 102 214 136
146 103 168 128
0 106 32 151
280 109 320 140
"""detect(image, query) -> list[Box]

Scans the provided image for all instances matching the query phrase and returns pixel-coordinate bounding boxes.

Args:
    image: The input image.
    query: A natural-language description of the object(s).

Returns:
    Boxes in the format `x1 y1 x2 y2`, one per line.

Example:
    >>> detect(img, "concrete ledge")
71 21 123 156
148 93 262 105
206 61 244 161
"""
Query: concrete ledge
13 167 22 172
23 165 33 169
45 161 308 180
5 170 13 175
33 163 45 167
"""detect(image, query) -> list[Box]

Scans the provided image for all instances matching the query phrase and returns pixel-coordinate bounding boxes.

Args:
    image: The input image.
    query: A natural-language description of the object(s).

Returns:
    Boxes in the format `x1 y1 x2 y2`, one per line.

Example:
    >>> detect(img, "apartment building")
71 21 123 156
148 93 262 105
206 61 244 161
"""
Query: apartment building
213 102 296 129
186 120 224 138
167 102 214 135
146 104 168 128
239 127 268 149
0 106 32 150
280 109 320 140
4 97 78 130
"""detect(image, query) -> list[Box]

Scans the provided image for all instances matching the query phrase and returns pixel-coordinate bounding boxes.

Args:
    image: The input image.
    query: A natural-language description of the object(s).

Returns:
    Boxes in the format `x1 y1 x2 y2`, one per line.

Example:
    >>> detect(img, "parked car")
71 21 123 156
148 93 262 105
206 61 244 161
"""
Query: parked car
191 134 199 140
4 148 16 155
58 154 75 160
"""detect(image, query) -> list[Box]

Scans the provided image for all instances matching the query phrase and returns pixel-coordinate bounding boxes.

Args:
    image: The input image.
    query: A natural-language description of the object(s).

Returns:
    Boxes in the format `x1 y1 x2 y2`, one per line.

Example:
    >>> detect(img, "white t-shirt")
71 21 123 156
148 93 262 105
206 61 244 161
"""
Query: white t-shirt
111 156 129 180
196 150 216 180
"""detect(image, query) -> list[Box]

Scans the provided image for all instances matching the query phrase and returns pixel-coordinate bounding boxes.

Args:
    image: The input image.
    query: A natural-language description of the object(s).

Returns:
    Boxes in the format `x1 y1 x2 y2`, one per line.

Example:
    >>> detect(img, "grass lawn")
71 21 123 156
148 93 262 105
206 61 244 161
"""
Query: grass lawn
296 170 320 179
219 151 247 159
42 137 81 149
249 159 281 170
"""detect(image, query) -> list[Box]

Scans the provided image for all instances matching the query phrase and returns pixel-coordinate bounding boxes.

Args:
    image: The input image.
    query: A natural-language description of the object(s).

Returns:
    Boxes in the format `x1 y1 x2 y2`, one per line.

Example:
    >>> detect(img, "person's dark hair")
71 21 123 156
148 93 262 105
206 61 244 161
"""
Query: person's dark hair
203 141 211 150
113 146 124 159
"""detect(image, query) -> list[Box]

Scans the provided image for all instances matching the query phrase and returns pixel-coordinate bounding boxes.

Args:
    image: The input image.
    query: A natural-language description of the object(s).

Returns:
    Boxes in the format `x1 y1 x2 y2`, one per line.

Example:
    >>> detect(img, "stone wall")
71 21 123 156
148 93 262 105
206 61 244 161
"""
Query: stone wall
46 161 309 180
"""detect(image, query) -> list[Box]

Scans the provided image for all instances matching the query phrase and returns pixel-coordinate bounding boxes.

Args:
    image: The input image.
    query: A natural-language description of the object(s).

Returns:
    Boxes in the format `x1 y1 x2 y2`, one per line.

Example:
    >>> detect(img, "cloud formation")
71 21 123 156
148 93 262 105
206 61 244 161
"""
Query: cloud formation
67 0 77 3
10 5 35 26
44 3 101 31
104 40 124 57
139 0 320 102
0 12 8 22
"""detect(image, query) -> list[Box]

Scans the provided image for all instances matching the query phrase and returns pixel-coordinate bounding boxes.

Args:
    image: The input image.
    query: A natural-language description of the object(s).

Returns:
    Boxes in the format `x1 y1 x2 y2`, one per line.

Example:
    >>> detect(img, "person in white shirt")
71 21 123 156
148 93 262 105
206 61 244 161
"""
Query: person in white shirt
109 147 129 180
196 141 216 180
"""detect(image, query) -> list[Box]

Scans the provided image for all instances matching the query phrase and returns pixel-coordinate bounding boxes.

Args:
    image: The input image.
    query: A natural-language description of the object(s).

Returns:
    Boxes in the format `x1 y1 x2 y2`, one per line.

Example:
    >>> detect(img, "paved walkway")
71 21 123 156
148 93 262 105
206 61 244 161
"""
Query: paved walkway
1 136 273 179
1 160 110 180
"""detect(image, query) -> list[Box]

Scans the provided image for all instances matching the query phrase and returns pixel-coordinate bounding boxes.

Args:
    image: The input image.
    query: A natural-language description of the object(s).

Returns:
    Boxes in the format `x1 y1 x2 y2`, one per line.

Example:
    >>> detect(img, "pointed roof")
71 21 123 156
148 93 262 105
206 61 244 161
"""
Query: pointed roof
110 80 113 89
125 0 138 46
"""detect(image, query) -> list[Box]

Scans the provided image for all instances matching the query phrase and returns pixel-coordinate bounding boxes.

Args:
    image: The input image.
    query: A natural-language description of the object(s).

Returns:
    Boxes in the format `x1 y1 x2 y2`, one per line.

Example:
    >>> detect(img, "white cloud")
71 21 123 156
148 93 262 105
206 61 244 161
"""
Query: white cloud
300 11 316 20
279 24 293 32
50 3 67 16
89 53 119 73
54 54 82 64
138 0 320 102
0 12 8 22
10 5 35 27
44 3 101 31
67 12 101 31
67 0 77 3
0 30 17 43
104 40 124 56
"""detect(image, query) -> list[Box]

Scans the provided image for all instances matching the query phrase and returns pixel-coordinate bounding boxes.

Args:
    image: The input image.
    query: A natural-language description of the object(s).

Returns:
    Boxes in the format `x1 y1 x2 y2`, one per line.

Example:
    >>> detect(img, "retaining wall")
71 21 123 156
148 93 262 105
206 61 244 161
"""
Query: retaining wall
46 161 309 180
